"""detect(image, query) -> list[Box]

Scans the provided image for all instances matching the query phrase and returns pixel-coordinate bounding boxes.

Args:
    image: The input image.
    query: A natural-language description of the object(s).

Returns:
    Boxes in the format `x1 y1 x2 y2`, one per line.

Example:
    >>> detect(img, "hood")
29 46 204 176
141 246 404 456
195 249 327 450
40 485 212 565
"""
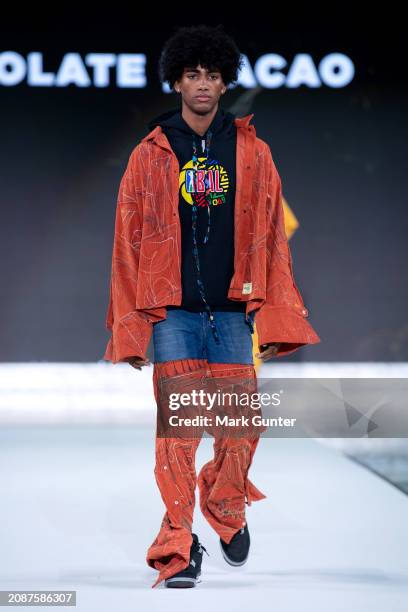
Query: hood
147 104 236 139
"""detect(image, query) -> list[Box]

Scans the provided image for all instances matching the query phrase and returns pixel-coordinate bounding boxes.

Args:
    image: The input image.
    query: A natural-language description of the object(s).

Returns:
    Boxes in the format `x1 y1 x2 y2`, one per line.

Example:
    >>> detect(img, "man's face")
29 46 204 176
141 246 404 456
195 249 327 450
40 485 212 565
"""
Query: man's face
174 64 226 114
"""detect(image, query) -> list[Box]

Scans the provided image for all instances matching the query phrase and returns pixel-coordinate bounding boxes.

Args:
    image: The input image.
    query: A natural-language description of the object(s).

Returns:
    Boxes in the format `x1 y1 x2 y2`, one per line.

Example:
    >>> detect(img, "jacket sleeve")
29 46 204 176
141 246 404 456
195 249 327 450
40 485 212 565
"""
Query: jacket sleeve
103 145 153 364
254 145 321 358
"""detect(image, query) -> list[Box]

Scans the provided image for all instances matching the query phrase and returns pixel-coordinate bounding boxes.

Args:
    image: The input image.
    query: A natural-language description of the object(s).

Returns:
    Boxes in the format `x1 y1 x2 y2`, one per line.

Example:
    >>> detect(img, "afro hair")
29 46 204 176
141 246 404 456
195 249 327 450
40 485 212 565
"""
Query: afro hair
158 24 244 91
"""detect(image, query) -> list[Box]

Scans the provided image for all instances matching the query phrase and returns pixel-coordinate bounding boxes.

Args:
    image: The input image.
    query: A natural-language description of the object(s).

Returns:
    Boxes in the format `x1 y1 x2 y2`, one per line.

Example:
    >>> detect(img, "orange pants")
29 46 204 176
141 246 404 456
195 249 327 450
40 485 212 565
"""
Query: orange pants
146 358 267 588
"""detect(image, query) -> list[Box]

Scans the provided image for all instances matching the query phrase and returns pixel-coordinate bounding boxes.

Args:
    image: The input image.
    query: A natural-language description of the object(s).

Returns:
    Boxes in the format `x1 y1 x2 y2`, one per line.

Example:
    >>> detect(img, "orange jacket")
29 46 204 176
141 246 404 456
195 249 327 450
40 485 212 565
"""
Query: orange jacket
103 113 321 364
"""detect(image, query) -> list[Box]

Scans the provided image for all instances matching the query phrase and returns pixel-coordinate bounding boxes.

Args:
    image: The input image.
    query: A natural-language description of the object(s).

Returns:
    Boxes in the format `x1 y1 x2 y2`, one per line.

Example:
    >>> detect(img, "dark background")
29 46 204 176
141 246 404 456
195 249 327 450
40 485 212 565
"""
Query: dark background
1 25 406 362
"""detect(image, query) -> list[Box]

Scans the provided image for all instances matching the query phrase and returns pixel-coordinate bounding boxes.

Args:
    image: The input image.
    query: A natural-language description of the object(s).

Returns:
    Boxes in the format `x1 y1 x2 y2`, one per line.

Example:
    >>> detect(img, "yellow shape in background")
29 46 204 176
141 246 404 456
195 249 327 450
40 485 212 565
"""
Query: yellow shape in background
253 195 299 368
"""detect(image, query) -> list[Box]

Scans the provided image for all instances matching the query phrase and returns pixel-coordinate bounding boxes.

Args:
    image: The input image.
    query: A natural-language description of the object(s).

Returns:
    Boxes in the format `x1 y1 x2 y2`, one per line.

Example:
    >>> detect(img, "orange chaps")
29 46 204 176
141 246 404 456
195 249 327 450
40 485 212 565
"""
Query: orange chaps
146 358 267 588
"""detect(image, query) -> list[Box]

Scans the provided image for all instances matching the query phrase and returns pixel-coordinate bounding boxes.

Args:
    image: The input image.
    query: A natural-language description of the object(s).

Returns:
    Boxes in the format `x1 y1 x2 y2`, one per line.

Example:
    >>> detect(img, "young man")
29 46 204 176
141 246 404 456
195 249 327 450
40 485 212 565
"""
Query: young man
103 24 320 589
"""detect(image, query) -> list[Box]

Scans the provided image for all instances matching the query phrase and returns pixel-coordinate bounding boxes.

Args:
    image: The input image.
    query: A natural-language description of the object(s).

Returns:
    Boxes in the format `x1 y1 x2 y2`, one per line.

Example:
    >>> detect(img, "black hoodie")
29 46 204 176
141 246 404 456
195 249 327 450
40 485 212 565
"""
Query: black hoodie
147 104 246 314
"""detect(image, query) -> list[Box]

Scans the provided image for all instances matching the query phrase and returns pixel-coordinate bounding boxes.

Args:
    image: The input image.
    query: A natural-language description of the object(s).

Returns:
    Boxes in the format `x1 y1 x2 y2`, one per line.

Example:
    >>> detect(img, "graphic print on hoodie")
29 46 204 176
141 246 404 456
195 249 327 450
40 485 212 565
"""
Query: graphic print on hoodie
147 104 246 313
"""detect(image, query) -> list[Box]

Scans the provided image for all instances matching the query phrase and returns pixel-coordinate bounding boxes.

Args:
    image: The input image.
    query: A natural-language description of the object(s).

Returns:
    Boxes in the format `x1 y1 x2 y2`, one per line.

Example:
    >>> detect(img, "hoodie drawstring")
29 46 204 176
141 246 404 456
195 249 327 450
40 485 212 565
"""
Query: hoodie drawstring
191 130 221 344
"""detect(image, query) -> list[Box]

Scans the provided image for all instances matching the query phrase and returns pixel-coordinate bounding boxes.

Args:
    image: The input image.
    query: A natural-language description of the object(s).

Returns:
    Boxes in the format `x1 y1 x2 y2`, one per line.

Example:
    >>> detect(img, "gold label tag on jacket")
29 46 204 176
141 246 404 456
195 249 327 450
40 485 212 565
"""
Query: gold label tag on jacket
242 282 252 294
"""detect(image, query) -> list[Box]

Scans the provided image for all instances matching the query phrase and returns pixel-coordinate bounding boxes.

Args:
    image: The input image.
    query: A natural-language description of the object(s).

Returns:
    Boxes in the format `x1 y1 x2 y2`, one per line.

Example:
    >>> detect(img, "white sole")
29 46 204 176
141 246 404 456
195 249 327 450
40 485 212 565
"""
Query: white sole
165 570 201 588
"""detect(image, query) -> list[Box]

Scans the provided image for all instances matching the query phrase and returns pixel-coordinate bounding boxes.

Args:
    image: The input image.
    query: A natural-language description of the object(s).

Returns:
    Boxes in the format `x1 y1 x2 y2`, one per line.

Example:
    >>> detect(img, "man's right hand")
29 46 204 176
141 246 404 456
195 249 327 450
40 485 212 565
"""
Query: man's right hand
124 356 151 370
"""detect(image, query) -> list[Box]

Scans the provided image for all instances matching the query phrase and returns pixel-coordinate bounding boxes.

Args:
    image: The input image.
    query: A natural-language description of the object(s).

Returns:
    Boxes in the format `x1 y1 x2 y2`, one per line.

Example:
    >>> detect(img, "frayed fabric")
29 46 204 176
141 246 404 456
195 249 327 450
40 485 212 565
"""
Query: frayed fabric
146 358 267 588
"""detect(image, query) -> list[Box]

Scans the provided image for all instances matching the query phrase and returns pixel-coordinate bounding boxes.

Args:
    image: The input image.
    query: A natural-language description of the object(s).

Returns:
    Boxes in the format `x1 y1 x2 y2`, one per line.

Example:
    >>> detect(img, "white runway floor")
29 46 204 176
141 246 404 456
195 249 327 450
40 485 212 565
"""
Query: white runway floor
0 363 407 610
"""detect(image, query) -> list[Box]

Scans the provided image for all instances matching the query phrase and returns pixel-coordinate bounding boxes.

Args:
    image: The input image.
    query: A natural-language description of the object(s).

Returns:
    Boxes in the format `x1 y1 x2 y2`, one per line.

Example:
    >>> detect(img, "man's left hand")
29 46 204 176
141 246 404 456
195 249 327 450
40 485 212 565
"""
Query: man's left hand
255 342 281 361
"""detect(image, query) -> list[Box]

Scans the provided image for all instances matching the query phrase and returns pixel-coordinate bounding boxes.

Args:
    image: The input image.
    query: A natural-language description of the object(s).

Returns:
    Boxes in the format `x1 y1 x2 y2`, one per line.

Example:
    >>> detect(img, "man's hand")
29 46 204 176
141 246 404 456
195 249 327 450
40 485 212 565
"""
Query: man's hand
255 342 281 361
124 356 151 370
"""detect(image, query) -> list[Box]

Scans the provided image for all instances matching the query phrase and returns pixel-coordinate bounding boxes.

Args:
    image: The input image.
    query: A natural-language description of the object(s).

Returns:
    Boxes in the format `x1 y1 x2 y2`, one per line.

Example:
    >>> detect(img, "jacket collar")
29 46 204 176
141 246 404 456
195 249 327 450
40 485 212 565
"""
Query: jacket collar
141 113 255 147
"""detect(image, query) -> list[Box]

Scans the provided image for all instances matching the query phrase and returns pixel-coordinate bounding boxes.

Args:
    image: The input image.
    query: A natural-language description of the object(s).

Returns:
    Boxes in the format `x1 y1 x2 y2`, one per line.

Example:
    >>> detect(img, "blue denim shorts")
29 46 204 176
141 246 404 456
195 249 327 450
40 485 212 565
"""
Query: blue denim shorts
152 309 255 364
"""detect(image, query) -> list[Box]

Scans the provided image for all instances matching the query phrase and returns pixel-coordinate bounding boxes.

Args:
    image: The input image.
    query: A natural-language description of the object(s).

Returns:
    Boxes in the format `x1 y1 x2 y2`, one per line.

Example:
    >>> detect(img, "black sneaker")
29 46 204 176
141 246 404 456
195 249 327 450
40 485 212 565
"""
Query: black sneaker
165 533 209 588
219 523 250 566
